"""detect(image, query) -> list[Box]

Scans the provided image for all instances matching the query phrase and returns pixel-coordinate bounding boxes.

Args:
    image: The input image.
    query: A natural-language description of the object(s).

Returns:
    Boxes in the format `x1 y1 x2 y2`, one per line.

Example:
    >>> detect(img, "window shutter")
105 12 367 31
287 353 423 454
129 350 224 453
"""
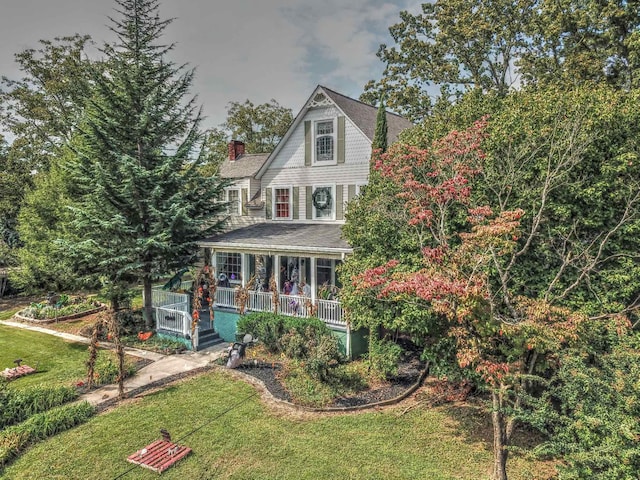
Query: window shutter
337 116 345 164
293 187 300 219
304 121 311 166
347 184 356 202
306 186 313 220
265 188 272 219
336 185 344 220
241 188 248 215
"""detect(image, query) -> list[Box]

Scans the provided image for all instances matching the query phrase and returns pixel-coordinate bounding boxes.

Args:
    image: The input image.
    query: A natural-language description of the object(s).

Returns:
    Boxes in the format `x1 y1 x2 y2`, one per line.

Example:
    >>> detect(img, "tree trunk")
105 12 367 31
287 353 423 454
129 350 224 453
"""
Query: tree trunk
492 390 509 480
143 276 153 329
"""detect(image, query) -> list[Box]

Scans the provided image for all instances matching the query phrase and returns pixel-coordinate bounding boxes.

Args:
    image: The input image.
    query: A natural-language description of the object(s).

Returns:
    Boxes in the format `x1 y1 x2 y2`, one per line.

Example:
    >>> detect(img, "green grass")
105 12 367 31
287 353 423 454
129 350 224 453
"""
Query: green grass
2 371 554 480
0 325 90 389
0 307 21 321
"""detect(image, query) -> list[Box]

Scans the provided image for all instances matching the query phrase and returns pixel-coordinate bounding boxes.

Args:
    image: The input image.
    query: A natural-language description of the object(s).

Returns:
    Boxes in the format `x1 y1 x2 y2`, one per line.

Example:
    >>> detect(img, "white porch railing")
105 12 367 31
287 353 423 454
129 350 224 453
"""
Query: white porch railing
215 286 236 308
317 299 344 326
279 294 309 317
248 291 273 312
155 306 191 337
152 290 190 313
214 287 346 327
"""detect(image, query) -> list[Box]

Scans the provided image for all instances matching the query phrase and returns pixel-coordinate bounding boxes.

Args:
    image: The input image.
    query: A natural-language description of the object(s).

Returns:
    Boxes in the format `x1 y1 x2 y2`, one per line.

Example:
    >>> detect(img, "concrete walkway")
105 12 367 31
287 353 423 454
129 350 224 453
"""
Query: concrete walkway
0 319 228 406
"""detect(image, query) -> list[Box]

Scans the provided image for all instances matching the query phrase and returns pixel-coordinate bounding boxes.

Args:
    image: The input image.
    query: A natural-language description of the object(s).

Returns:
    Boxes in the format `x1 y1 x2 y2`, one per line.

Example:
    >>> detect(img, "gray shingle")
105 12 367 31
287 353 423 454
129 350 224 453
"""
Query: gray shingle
219 153 269 179
200 223 351 253
321 86 412 146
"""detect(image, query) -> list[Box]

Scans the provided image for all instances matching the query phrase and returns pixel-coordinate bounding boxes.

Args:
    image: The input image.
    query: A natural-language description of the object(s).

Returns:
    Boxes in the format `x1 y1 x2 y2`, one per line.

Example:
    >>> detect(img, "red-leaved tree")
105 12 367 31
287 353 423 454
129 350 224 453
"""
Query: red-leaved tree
353 119 584 480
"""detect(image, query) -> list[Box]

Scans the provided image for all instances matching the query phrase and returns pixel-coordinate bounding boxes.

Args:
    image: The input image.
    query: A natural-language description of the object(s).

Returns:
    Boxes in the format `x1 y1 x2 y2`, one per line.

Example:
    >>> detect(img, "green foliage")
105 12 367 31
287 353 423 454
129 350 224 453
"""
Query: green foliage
237 312 330 353
91 354 136 386
0 385 78 430
372 96 388 152
365 337 402 379
0 401 94 467
18 299 100 320
223 99 293 153
531 331 640 479
64 0 229 327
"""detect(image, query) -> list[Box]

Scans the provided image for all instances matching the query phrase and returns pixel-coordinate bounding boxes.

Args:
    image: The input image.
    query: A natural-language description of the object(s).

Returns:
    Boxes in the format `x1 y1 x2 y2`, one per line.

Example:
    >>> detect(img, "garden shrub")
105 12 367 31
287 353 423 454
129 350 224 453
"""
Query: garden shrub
237 312 329 353
91 354 136 385
238 312 343 380
366 337 403 379
0 385 78 429
0 402 94 467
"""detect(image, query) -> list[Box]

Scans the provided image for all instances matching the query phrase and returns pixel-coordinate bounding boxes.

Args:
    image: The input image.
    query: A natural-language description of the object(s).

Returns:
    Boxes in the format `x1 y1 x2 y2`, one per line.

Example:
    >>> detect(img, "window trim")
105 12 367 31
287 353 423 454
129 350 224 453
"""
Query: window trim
272 185 293 221
215 252 243 285
312 184 336 221
313 118 337 165
226 188 241 215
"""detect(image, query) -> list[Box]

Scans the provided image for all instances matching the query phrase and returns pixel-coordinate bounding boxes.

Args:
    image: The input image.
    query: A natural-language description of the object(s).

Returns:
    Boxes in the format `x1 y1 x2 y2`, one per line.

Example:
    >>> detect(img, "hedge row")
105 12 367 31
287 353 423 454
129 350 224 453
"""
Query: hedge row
0 385 78 430
0 402 95 467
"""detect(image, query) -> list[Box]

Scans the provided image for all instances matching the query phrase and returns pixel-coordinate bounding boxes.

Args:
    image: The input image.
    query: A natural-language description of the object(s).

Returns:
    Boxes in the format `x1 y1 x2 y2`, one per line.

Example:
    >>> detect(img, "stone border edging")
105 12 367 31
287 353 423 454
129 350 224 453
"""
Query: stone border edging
13 305 106 324
222 361 431 413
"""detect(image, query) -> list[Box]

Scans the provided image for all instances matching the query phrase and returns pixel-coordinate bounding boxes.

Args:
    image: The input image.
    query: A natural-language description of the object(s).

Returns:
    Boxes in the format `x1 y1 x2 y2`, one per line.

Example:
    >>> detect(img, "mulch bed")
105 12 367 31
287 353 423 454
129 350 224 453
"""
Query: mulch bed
236 354 426 408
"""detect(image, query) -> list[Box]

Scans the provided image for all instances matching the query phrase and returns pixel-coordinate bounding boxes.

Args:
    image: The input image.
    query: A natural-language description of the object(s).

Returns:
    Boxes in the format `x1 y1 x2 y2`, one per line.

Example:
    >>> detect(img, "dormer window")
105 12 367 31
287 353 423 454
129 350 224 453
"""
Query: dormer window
315 119 336 163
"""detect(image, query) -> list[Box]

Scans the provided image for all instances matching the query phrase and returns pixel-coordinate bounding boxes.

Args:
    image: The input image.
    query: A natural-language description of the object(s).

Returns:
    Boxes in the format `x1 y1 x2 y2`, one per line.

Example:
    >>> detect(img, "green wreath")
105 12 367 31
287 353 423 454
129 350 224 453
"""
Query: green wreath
312 187 332 211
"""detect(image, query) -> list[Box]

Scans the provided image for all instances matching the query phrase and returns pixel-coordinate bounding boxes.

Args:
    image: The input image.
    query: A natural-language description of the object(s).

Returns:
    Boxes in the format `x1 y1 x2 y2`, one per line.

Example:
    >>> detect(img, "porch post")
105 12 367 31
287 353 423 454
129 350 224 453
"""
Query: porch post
241 253 248 287
274 254 281 293
310 257 317 304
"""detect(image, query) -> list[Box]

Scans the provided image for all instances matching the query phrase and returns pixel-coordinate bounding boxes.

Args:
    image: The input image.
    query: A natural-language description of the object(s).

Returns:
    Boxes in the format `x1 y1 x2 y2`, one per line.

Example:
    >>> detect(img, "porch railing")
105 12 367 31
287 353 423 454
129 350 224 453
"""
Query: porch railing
214 287 346 327
155 306 191 337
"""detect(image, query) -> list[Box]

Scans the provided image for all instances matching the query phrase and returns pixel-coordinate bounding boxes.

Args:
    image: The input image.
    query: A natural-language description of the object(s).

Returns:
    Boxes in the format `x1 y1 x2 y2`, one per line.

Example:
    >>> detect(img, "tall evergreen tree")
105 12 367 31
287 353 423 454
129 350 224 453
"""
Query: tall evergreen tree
372 96 388 152
67 0 228 326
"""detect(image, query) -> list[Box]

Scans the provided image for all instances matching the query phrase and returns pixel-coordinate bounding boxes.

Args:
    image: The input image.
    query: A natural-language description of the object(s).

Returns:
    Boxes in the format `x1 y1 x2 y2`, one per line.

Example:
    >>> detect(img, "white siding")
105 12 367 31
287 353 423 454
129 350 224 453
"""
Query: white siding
261 105 371 223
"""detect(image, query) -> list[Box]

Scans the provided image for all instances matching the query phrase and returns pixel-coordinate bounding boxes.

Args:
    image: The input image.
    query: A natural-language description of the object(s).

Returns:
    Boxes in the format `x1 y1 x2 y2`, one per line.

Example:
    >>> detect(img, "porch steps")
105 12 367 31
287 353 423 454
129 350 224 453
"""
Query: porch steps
197 329 224 351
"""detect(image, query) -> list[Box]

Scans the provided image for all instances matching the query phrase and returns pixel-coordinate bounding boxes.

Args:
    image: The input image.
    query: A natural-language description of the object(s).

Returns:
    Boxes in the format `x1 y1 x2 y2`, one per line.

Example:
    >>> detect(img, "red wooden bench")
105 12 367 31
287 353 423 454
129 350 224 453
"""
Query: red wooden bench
127 439 192 473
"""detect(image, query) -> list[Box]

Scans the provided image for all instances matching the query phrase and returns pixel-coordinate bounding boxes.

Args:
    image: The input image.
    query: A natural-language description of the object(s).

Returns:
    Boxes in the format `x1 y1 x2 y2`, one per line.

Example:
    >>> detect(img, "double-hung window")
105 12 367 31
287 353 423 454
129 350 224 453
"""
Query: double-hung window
226 189 240 215
274 187 292 220
315 119 336 163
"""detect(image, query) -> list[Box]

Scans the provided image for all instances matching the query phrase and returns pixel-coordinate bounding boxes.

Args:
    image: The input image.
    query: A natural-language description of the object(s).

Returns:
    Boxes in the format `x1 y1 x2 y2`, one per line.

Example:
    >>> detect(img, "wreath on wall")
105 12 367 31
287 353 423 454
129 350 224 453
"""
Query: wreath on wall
312 187 332 211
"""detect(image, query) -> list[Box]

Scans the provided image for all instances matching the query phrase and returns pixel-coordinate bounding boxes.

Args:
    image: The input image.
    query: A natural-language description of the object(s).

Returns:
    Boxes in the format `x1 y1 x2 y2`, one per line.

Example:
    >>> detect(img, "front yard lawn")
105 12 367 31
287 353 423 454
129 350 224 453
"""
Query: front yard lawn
0 324 90 389
2 370 555 480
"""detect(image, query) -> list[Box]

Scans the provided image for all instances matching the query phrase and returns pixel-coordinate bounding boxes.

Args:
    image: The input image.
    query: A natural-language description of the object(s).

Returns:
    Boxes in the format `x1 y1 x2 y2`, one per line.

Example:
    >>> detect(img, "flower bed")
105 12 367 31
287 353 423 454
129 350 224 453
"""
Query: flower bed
15 296 105 324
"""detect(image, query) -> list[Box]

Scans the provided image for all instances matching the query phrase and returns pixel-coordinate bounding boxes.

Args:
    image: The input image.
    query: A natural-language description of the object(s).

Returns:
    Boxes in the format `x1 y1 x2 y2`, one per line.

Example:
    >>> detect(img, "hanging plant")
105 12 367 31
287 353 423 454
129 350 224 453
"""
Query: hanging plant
312 187 332 211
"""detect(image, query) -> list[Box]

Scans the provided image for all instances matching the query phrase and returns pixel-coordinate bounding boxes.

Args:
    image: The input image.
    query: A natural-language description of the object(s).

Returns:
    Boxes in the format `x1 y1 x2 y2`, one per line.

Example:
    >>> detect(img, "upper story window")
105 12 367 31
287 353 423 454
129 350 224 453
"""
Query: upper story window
227 189 240 215
274 187 292 220
315 119 336 163
312 185 335 220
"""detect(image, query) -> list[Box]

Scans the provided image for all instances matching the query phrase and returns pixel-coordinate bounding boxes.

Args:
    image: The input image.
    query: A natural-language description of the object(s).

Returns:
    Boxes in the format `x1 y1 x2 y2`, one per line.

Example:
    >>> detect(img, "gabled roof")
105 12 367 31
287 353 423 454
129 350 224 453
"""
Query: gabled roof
219 153 269 179
321 86 412 146
256 85 413 179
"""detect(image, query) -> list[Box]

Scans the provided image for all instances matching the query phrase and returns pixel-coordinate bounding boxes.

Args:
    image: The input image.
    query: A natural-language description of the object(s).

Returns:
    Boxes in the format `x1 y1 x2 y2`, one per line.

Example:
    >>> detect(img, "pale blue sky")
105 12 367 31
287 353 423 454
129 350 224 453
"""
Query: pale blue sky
0 0 421 134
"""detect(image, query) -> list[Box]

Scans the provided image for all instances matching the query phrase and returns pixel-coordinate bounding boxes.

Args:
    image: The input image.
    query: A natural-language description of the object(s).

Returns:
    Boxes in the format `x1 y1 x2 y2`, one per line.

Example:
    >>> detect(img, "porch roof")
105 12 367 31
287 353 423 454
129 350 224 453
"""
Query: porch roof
199 222 352 256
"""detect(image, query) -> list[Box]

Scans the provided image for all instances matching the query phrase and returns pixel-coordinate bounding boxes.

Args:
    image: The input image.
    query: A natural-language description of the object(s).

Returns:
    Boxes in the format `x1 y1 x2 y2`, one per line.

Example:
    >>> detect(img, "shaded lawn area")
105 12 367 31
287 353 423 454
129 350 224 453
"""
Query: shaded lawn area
2 371 554 480
0 324 90 389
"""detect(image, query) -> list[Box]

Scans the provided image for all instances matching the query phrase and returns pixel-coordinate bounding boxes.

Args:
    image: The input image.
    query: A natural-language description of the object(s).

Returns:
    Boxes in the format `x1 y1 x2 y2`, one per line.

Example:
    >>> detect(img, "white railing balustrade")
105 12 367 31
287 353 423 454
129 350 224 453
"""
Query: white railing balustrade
279 294 309 317
317 299 346 326
215 286 236 308
155 306 191 336
152 289 190 310
248 291 273 313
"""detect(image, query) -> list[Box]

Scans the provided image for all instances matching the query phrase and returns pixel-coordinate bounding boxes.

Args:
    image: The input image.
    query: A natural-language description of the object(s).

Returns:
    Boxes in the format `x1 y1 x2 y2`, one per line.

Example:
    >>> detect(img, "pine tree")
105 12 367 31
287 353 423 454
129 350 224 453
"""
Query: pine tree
67 0 228 326
372 96 388 152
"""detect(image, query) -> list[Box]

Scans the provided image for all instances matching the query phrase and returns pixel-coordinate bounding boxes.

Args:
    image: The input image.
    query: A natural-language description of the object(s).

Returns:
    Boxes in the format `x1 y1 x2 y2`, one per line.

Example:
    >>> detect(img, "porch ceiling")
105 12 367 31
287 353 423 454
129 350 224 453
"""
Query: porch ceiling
199 222 352 256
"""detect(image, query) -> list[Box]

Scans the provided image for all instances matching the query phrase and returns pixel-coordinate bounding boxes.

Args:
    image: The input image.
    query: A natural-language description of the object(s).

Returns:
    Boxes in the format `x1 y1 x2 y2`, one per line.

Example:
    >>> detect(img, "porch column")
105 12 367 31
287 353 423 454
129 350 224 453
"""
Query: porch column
211 250 217 276
274 254 281 293
310 257 317 304
241 253 248 287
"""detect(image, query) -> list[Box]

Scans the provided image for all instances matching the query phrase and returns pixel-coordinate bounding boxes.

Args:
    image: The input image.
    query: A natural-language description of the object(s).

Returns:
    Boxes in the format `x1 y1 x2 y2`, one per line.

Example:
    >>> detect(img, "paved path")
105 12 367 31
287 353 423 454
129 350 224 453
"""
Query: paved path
0 319 228 406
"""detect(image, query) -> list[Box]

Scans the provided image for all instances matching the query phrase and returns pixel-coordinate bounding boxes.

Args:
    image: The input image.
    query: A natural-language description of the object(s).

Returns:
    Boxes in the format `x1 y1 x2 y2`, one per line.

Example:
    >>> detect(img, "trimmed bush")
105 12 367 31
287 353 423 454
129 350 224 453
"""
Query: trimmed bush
0 401 94 467
366 337 403 379
0 385 78 429
237 312 329 353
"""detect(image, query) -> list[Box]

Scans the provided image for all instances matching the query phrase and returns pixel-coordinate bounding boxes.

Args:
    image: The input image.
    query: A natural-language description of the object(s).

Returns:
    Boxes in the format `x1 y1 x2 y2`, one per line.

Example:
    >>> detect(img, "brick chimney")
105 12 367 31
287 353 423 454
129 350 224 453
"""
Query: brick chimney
228 140 245 161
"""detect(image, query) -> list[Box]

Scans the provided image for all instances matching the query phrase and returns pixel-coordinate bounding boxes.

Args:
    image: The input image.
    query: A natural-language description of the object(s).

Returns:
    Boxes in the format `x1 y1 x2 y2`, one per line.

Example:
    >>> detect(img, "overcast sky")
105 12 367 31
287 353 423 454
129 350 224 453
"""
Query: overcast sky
0 0 420 134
